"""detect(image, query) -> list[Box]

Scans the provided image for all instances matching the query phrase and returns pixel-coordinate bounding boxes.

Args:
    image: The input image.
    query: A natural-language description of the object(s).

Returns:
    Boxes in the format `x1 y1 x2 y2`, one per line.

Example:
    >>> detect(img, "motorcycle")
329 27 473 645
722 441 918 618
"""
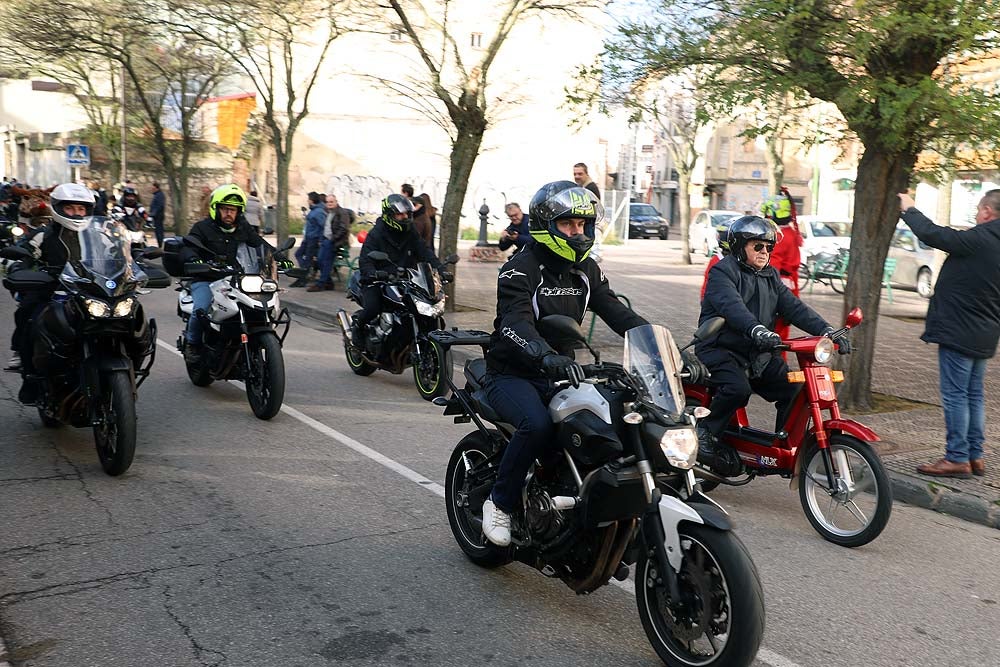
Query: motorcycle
684 307 892 547
335 250 459 401
0 217 172 476
164 235 295 420
0 218 25 273
430 316 765 667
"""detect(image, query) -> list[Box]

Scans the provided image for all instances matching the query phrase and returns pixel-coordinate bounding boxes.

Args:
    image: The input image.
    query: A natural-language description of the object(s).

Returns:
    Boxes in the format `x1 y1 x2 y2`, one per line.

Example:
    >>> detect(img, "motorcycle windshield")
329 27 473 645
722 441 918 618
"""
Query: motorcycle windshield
235 243 265 275
410 262 441 299
61 217 141 291
623 324 685 416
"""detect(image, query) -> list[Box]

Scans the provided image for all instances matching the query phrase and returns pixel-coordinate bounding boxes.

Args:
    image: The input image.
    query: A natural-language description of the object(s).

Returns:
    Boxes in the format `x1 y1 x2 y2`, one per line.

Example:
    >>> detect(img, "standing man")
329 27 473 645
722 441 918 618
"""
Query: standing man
899 191 1000 478
292 192 325 288
498 202 531 255
309 194 352 291
150 181 166 247
244 189 263 230
572 162 601 200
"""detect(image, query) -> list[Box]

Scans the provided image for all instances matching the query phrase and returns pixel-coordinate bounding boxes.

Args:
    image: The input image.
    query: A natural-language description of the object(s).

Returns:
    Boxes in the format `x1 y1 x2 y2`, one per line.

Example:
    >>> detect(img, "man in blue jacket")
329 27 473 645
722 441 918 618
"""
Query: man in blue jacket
292 192 326 287
900 191 1000 478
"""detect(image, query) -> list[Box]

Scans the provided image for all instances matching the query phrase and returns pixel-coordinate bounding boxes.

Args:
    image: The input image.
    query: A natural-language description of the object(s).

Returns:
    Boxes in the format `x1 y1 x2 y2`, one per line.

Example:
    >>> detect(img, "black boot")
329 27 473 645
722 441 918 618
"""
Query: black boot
697 426 742 477
184 343 203 365
18 379 39 405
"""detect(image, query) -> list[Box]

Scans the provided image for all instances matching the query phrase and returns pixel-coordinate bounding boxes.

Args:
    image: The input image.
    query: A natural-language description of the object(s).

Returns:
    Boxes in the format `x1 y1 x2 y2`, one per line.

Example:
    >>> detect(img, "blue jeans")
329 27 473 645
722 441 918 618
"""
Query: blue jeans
295 237 320 270
485 374 556 513
316 239 341 284
938 345 987 463
185 281 214 344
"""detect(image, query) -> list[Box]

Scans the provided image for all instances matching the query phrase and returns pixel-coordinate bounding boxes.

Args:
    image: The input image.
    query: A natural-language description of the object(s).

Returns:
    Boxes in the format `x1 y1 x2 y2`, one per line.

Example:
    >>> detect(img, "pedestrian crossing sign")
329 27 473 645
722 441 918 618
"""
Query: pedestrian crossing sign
66 144 90 166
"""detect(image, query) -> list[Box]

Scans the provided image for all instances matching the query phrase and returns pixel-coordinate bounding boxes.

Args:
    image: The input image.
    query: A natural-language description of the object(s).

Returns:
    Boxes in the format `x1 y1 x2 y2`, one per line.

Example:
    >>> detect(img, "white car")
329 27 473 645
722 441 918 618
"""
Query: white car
690 210 743 256
797 215 852 260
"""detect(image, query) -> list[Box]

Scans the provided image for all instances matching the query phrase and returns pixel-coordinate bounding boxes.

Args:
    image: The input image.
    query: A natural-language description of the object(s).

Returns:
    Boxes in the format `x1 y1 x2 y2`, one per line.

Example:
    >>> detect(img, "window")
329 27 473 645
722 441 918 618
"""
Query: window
471 32 483 48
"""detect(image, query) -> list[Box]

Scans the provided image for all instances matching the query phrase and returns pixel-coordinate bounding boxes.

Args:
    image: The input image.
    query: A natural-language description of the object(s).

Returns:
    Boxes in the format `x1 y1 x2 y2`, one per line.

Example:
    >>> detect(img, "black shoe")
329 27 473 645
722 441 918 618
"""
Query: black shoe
18 380 39 405
288 278 308 288
697 427 743 477
184 343 203 366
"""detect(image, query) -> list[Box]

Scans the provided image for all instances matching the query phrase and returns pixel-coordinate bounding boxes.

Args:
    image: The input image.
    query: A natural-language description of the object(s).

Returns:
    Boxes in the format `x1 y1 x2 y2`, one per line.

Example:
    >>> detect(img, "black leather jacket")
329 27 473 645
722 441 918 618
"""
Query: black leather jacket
358 218 442 282
486 243 648 377
180 216 262 266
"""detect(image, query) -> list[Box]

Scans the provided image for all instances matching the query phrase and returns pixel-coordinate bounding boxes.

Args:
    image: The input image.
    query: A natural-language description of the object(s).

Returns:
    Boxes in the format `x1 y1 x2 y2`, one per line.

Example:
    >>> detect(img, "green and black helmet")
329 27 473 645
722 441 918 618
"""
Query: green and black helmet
381 194 415 233
528 180 603 264
209 184 247 228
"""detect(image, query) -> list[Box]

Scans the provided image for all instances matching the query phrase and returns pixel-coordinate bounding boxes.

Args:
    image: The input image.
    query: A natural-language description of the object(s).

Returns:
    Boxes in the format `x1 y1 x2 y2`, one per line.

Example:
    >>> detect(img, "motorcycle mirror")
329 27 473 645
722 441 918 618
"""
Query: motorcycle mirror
183 235 209 252
537 314 586 344
0 246 31 261
444 253 460 265
846 307 863 329
368 250 390 262
278 237 295 251
682 317 725 351
144 268 172 289
262 227 274 235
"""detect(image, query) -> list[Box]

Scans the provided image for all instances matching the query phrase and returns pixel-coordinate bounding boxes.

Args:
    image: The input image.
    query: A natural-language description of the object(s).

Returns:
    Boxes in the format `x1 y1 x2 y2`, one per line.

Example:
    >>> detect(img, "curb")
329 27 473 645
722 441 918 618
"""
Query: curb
887 470 1000 530
283 297 1000 531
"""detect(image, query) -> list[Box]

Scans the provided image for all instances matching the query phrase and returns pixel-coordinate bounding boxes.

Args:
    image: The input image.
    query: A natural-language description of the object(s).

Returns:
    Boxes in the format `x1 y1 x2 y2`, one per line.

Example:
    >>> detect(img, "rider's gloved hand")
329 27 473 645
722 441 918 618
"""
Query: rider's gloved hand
541 352 585 388
750 324 782 351
823 327 852 355
680 349 710 385
439 270 454 283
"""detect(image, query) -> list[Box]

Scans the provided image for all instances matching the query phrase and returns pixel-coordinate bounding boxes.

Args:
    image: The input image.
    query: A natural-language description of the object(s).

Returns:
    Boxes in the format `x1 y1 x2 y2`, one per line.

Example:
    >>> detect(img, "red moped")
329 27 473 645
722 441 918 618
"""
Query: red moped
684 307 892 547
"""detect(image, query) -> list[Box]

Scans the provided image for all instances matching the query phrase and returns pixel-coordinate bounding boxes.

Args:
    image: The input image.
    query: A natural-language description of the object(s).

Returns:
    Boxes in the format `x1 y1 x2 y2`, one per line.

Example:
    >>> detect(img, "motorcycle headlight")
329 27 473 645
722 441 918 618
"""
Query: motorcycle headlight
415 299 445 317
83 298 111 318
11 226 23 237
128 230 145 244
240 276 265 293
814 337 834 364
112 297 135 317
660 428 698 469
260 280 278 293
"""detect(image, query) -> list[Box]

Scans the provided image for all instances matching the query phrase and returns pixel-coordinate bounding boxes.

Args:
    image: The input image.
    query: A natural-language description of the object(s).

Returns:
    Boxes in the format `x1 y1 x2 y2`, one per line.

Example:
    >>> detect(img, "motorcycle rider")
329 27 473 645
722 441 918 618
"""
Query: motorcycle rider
480 181 649 547
695 215 850 475
7 183 94 402
179 184 262 363
349 194 449 348
112 185 148 231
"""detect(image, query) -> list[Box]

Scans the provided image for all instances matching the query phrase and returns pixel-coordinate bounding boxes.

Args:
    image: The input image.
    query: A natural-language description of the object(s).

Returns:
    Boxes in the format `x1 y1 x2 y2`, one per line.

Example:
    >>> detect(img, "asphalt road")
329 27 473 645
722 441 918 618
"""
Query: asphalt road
0 284 998 667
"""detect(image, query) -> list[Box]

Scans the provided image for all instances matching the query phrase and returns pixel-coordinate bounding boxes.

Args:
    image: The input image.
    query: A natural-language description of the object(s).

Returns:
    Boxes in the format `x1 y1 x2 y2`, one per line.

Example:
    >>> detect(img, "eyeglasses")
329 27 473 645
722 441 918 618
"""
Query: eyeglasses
752 242 775 253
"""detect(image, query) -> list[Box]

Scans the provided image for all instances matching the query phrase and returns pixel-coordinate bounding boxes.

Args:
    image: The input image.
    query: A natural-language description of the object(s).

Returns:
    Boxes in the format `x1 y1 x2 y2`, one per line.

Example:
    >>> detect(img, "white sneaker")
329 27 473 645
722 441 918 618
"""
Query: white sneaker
5 352 20 371
482 498 511 547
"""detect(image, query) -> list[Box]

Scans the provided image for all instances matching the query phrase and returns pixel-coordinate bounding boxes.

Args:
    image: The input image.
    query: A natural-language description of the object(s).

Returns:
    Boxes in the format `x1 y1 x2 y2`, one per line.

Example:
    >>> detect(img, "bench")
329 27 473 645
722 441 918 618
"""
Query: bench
804 250 898 302
331 246 358 289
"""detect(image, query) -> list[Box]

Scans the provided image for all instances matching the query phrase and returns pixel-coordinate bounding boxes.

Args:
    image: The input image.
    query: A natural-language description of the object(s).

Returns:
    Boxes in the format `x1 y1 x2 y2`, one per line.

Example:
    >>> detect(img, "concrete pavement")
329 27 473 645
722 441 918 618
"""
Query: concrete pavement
280 239 1000 530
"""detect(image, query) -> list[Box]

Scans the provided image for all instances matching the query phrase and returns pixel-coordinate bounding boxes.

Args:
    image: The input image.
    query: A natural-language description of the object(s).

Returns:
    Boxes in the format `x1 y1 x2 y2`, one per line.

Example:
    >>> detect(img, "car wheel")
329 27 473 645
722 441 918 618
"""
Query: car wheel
658 229 669 240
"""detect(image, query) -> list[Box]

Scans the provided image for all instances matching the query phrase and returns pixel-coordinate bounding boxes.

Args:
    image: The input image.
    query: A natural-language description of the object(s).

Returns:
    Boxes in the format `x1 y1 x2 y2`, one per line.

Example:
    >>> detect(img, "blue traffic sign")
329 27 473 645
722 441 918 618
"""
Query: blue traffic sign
66 144 90 166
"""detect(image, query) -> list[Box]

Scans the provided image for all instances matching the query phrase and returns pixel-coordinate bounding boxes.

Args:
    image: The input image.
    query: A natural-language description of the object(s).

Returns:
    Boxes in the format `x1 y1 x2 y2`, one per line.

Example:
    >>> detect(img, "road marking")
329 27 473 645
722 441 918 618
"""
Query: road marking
155 339 800 667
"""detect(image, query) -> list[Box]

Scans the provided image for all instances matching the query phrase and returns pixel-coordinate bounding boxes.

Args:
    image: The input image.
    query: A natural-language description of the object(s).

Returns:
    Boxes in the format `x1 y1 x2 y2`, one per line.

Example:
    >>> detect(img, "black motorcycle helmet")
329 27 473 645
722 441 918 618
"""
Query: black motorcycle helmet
381 194 415 233
528 180 603 264
727 215 777 265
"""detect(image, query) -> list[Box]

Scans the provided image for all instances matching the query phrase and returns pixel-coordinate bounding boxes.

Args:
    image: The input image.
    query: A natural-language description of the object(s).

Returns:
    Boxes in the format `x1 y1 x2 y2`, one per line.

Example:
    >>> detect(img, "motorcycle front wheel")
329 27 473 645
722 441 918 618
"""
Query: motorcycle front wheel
413 337 452 401
246 333 285 420
444 430 513 568
798 435 892 547
93 370 137 476
636 524 764 667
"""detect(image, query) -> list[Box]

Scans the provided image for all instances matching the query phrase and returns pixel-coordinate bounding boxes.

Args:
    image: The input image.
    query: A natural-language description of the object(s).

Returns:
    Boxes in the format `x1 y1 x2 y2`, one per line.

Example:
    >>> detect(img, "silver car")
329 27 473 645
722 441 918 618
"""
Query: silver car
888 224 936 298
690 210 742 256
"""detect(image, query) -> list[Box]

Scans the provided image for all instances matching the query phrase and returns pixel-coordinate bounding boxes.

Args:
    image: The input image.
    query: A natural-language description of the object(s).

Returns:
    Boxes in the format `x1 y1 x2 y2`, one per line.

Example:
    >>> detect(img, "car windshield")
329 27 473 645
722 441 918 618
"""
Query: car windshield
711 213 740 226
810 221 852 237
631 205 659 217
623 324 684 416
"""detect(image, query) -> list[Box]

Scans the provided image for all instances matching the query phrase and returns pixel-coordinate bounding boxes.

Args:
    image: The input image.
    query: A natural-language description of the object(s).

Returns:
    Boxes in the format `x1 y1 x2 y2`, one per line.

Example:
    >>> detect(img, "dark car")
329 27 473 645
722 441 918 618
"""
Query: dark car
628 203 669 240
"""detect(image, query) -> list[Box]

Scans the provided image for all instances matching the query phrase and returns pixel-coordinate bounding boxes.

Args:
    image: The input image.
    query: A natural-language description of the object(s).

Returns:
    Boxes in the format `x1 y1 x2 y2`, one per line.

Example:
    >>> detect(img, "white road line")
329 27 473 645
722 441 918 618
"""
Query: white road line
155 338 800 667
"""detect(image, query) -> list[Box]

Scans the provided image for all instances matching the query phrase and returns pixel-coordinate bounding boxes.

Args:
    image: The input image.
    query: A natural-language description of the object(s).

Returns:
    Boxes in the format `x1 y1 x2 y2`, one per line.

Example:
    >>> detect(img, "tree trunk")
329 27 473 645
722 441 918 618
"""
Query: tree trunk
676 171 693 264
275 148 290 244
839 148 916 410
765 133 784 193
440 117 486 311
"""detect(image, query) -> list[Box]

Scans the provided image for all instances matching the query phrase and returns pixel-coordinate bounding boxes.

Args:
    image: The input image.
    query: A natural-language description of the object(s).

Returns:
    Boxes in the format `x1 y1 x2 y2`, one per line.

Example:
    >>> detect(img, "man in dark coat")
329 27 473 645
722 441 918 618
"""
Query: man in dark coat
899 191 1000 478
696 215 848 475
150 182 166 247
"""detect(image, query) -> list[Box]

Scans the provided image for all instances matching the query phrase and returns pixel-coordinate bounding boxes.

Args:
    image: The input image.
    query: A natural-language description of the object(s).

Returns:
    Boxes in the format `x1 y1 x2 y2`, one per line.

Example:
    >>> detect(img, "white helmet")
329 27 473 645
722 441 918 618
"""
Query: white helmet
50 183 95 232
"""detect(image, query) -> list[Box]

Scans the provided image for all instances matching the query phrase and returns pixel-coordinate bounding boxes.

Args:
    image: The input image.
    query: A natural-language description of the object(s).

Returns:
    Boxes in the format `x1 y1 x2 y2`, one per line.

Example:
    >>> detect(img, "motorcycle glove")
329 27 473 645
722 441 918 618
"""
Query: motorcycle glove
540 353 585 388
823 327 852 355
439 270 454 283
749 324 783 351
277 259 294 270
680 349 710 385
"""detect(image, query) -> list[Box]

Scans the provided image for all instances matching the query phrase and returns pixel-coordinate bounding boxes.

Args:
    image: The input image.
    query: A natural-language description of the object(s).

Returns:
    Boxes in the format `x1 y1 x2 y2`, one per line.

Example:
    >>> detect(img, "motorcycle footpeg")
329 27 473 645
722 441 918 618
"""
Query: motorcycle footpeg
612 563 630 582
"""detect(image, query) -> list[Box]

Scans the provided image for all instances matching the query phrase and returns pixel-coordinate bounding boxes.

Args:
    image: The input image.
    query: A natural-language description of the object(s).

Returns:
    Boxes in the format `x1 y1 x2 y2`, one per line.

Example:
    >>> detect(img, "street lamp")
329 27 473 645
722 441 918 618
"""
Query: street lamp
477 199 490 247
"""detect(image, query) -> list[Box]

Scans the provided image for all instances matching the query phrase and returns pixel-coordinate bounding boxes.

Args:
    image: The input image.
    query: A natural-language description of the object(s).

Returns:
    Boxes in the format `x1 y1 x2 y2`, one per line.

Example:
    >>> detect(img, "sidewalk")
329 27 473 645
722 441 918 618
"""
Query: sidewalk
279 239 1000 530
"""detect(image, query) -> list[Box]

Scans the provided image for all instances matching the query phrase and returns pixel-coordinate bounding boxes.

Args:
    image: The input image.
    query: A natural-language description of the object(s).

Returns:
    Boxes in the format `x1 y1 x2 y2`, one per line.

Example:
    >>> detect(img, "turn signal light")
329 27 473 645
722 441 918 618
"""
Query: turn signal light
787 371 806 383
830 370 844 383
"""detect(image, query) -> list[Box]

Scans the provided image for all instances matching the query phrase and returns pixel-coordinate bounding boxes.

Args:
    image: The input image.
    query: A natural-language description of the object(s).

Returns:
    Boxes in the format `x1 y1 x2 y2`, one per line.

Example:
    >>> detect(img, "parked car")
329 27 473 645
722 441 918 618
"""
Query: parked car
627 203 669 239
690 209 742 256
888 223 936 298
797 215 853 260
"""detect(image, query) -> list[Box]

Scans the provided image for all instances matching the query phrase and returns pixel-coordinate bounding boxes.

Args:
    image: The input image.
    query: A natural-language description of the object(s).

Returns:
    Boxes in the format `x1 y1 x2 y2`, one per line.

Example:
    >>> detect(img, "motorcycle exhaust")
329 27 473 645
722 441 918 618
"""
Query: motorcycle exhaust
336 309 352 338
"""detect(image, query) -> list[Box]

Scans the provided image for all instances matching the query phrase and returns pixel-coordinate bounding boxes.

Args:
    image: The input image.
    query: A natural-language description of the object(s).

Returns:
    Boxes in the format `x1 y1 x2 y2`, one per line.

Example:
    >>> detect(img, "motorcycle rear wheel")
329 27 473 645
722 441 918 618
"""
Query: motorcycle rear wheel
798 435 892 547
246 333 285 420
93 370 137 476
636 524 764 667
344 338 377 376
445 430 513 568
413 338 452 401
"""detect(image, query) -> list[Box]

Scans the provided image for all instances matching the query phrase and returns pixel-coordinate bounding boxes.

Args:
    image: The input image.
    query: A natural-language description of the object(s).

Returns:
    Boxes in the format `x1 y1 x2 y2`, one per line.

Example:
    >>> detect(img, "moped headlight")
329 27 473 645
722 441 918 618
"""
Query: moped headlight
814 337 834 364
83 298 111 318
240 276 265 293
112 297 135 317
660 428 698 469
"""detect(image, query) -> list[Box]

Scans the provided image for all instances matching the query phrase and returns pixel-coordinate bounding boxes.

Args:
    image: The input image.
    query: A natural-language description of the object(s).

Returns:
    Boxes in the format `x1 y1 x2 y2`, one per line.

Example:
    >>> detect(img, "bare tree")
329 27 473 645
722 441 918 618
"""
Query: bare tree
170 0 355 242
377 0 601 304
